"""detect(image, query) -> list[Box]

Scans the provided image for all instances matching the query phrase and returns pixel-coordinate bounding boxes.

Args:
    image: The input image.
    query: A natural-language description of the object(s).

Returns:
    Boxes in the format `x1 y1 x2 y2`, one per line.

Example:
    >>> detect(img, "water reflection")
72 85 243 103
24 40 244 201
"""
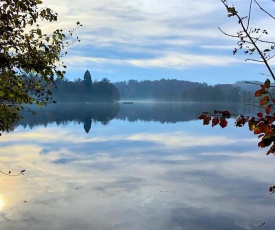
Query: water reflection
16 102 260 134
1 103 275 229
0 195 4 212
18 102 120 133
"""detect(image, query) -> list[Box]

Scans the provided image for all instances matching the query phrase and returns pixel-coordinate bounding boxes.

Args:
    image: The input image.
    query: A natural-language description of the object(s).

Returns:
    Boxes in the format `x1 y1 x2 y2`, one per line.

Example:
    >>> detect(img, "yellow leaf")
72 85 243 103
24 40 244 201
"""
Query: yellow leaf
260 96 269 106
255 89 263 97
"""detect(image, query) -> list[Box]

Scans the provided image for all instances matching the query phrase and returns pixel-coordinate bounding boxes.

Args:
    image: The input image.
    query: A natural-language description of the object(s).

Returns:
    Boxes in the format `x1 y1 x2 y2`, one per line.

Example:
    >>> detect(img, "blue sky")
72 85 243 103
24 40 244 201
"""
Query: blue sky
42 0 275 84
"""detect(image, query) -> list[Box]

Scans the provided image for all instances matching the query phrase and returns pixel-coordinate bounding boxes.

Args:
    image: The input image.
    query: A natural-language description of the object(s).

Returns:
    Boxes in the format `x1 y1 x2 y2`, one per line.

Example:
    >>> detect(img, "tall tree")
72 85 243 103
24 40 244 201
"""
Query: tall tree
84 70 92 88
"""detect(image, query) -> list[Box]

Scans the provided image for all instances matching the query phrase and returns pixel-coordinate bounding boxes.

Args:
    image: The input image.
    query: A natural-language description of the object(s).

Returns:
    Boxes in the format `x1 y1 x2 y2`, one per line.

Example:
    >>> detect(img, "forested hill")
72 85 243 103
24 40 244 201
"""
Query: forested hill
114 79 242 102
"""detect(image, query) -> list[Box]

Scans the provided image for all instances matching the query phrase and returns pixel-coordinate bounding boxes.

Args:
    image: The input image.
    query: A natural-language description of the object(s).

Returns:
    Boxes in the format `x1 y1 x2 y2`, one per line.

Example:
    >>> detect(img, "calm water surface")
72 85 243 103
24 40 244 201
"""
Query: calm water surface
1 102 275 230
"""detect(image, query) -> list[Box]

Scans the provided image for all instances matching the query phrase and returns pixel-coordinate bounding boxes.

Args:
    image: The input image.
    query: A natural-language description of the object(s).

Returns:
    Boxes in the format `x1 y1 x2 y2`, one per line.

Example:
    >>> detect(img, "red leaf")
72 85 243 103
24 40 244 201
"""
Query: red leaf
203 116 211 125
235 117 246 127
257 112 263 118
222 111 231 118
260 96 270 106
198 114 206 120
254 127 263 134
265 116 274 124
240 117 246 126
258 141 265 148
255 89 264 97
264 125 272 135
266 105 272 114
212 117 219 127
267 144 275 155
219 118 228 128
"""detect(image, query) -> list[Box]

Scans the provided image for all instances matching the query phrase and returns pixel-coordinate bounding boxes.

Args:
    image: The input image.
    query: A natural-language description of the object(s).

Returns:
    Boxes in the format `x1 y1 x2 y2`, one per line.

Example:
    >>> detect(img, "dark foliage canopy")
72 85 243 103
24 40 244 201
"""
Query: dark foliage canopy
0 0 81 134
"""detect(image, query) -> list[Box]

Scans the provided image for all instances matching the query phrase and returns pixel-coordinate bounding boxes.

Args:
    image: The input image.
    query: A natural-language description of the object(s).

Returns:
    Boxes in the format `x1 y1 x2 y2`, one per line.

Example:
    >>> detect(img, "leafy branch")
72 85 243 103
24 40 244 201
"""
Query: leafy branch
221 0 275 80
0 0 82 134
200 0 275 192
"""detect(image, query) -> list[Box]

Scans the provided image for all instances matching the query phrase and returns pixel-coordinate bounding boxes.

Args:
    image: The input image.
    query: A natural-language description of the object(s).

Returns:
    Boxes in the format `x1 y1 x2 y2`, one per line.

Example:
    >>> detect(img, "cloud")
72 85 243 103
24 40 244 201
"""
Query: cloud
37 0 248 80
19 0 275 82
63 52 240 71
201 45 236 50
1 125 255 150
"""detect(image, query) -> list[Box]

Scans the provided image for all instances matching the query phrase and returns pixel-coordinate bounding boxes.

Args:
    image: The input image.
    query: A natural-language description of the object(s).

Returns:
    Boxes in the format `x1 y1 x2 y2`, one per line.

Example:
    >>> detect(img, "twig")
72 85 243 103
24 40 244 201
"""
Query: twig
0 170 25 176
260 73 271 77
236 11 275 80
244 81 262 85
247 0 253 30
254 0 275 20
245 58 264 62
244 80 275 87
219 27 275 45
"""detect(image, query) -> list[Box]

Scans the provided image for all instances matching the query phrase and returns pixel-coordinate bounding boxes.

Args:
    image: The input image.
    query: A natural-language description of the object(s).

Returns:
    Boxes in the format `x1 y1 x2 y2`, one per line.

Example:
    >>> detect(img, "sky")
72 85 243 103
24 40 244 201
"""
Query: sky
40 0 275 85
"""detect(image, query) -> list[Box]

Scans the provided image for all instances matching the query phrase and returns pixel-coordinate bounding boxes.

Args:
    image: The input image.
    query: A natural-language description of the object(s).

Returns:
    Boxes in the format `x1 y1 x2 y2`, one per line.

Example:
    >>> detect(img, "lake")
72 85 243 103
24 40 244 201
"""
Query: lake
1 102 275 230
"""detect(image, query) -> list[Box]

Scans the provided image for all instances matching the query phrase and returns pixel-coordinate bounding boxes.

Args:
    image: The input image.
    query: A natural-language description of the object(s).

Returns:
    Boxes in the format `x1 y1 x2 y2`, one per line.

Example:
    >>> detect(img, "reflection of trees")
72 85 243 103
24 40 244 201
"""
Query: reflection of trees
13 102 263 134
83 115 92 133
116 102 261 123
17 103 120 133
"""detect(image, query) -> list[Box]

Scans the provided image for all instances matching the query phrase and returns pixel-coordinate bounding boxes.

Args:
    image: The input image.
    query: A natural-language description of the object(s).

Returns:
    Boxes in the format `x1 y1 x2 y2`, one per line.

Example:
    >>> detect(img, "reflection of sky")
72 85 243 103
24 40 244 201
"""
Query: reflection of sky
1 119 275 229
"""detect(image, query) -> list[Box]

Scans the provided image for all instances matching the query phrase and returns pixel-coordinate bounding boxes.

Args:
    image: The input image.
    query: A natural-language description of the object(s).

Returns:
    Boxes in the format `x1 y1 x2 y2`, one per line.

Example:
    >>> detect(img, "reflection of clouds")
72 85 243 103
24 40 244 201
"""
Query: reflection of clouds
2 126 255 148
140 196 154 207
1 122 275 229
127 132 255 148
0 195 4 212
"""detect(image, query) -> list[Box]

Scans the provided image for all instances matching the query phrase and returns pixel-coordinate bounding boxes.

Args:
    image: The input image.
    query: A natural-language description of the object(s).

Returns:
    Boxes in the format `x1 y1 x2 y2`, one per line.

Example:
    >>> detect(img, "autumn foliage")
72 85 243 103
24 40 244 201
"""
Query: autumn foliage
203 0 275 193
198 79 275 156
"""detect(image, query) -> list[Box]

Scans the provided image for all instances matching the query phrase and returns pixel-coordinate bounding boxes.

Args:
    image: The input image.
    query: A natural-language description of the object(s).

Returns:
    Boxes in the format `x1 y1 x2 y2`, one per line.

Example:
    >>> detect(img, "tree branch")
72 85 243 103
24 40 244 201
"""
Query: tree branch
218 27 275 45
254 0 275 20
0 170 25 176
221 0 275 81
245 58 264 62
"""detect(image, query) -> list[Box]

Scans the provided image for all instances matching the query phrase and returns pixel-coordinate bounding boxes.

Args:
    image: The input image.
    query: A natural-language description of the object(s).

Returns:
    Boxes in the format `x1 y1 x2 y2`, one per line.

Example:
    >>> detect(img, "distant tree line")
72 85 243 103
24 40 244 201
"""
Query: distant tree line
50 72 264 104
114 79 260 103
52 70 120 102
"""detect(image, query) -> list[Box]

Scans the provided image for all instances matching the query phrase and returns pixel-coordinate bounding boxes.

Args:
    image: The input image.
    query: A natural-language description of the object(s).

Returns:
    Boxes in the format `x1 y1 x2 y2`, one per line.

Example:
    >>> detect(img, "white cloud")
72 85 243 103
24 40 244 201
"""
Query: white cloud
201 45 236 50
1 126 254 149
37 0 235 69
33 0 275 82
63 52 240 70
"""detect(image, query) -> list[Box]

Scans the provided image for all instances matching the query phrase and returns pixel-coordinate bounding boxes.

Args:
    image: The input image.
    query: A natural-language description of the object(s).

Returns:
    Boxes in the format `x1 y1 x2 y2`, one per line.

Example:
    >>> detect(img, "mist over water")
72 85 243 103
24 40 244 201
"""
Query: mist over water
17 101 258 128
